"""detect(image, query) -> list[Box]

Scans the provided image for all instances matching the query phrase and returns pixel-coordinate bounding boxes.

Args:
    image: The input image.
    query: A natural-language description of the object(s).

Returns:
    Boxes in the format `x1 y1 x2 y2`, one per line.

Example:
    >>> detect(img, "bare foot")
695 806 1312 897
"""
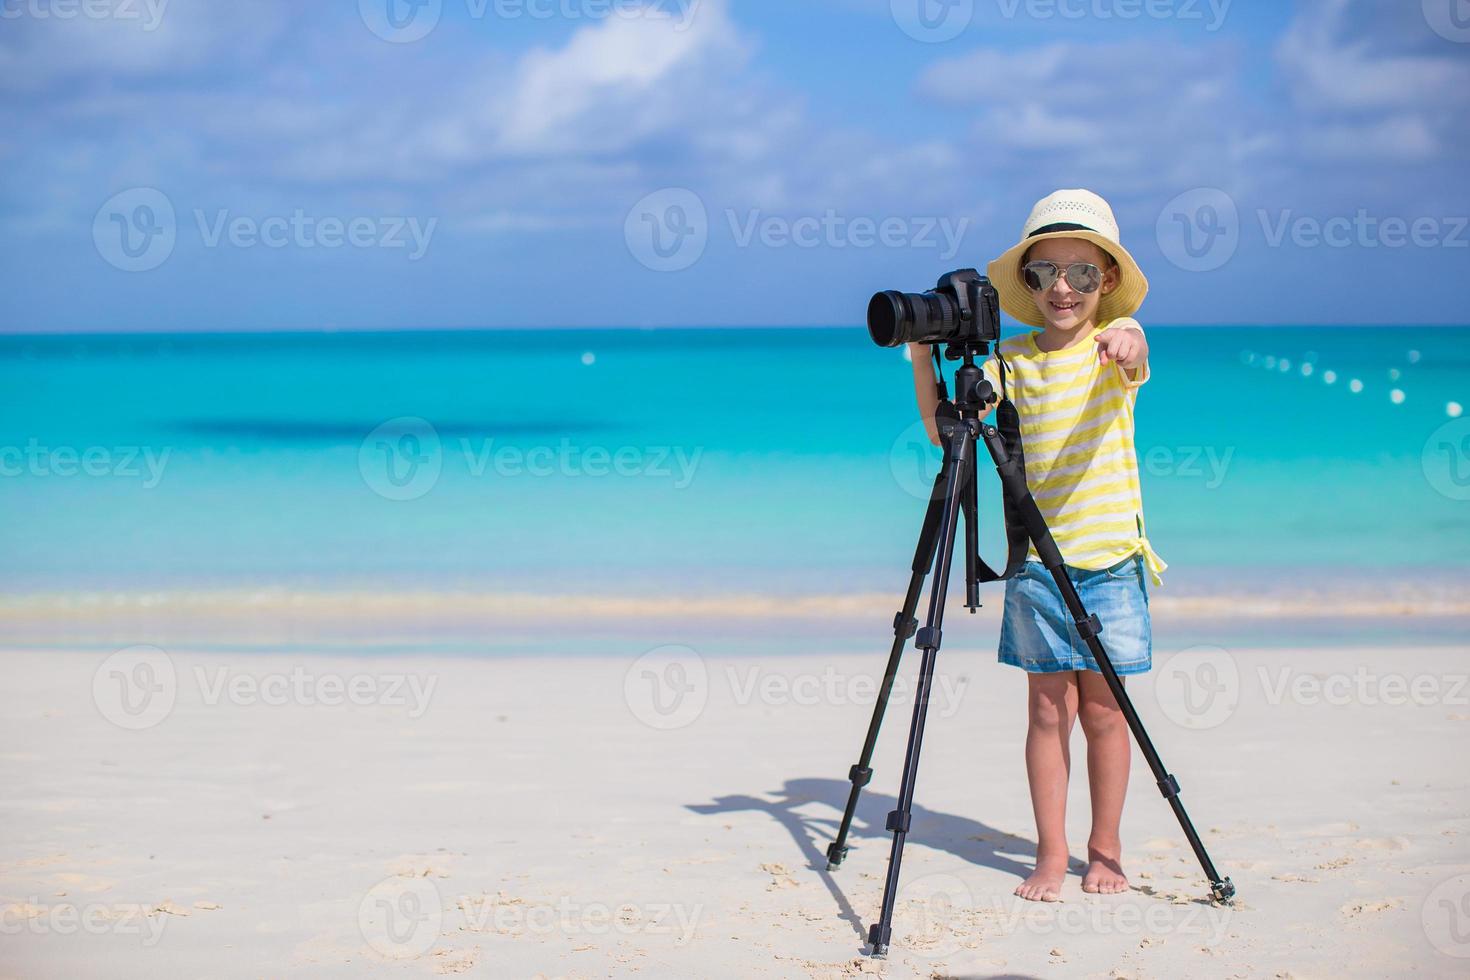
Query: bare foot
1015 851 1068 902
1081 842 1129 894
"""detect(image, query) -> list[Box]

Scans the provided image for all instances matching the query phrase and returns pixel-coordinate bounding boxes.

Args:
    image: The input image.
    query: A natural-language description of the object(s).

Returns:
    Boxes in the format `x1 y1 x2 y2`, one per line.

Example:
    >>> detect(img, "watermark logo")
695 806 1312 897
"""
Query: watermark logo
1154 644 1238 729
889 419 944 500
726 209 968 260
1423 874 1470 958
93 645 177 730
0 0 169 30
359 417 443 501
1156 187 1238 272
624 644 707 730
359 876 442 959
94 191 437 271
626 189 968 272
992 0 1230 31
1422 418 1470 501
893 871 973 958
0 440 170 487
891 0 973 42
1140 444 1234 489
1423 0 1470 43
625 188 708 272
456 893 701 944
93 188 176 273
724 664 968 718
1160 187 1468 271
0 899 169 945
359 0 442 42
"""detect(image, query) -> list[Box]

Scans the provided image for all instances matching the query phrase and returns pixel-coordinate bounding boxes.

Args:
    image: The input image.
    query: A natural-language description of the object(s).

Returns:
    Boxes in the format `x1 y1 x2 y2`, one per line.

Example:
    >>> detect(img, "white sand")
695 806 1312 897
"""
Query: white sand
2 643 1467 978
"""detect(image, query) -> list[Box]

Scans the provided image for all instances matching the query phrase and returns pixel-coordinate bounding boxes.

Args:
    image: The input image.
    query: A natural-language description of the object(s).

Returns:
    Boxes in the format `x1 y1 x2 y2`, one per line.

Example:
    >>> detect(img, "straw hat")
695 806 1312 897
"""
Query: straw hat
986 188 1148 328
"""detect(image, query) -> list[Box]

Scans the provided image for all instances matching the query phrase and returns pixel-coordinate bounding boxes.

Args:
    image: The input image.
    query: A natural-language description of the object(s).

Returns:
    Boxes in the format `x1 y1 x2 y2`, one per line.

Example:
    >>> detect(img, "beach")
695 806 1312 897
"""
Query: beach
2 327 1467 976
3 629 1467 978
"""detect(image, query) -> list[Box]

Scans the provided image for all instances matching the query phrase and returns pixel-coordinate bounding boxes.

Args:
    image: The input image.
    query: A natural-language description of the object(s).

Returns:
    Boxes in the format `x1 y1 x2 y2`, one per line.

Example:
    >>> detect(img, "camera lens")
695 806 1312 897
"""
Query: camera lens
866 289 957 347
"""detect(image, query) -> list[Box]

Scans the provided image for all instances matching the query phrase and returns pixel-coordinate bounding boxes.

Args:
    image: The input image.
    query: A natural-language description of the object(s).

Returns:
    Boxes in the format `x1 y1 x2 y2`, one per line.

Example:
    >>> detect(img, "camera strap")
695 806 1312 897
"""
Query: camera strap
975 353 1031 583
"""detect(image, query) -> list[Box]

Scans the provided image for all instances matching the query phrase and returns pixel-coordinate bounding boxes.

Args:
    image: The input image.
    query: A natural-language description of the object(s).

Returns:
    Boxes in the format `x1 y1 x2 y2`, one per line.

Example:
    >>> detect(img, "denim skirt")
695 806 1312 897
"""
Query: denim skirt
997 553 1152 675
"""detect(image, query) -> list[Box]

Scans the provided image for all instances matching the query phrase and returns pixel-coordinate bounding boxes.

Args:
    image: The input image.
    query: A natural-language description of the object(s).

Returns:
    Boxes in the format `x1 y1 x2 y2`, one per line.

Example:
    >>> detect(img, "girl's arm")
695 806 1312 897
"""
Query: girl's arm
908 343 999 447
908 343 943 447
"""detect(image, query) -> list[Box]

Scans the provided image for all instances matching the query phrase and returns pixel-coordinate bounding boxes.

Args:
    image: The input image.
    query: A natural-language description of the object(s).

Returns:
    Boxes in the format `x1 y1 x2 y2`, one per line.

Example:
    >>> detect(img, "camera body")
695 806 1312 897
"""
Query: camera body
866 268 1000 349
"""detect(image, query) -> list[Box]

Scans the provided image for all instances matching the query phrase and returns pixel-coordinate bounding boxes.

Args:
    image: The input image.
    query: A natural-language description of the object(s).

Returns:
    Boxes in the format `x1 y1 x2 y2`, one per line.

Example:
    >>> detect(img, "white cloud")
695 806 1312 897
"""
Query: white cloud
1275 0 1470 113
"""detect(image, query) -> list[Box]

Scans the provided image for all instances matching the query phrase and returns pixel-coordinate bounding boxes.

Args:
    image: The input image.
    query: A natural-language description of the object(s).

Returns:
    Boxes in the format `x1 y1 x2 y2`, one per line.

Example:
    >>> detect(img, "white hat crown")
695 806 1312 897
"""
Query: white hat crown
1022 188 1121 245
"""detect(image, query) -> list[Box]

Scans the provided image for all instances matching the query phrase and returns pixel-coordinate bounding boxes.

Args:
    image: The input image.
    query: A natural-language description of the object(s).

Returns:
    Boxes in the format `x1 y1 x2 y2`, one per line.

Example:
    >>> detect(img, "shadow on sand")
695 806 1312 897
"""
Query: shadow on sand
688 776 1087 946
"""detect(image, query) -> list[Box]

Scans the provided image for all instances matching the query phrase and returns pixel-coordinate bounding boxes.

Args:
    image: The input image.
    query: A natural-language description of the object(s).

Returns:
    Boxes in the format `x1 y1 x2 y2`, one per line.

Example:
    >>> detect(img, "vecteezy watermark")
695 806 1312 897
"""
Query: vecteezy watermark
889 419 945 500
624 188 708 272
1256 209 1469 251
986 892 1233 944
93 646 178 731
1257 666 1468 709
0 439 170 488
192 666 438 718
0 899 170 946
725 209 969 261
623 188 971 273
0 0 169 30
92 646 439 730
891 0 974 42
1140 445 1234 489
460 438 701 488
624 645 708 730
1153 645 1239 730
891 871 974 958
992 0 1231 31
455 893 702 945
357 416 705 501
1158 187 1469 272
1422 873 1470 959
1421 417 1470 502
359 417 443 502
1156 188 1240 273
1155 645 1470 731
724 663 968 719
624 647 970 731
359 0 699 43
359 876 442 959
93 188 176 273
93 188 438 272
1423 0 1470 43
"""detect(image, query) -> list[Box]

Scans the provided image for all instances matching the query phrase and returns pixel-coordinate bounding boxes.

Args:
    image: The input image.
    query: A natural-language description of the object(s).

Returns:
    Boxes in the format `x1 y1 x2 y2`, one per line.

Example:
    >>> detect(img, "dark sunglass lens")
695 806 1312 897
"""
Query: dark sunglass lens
1023 262 1056 291
1068 263 1102 293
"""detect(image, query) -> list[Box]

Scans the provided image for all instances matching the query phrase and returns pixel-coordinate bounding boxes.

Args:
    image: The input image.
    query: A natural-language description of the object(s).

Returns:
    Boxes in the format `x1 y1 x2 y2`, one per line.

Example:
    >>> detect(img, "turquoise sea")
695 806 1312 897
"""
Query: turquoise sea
3 326 1467 603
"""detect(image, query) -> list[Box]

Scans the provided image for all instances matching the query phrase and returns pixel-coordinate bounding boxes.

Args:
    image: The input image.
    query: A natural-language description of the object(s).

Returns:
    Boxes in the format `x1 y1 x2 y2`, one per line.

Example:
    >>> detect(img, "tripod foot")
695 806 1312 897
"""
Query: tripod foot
825 842 848 870
866 923 890 958
1210 877 1236 904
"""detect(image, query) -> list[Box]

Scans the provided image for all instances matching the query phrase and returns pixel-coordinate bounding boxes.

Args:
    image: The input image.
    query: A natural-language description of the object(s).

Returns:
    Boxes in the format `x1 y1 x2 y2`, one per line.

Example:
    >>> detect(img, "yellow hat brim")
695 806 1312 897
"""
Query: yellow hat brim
986 229 1149 328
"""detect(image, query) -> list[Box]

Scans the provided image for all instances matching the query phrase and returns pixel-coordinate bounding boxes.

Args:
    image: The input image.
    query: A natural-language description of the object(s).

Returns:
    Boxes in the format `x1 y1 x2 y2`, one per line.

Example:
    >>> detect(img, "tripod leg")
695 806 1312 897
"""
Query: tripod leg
868 421 975 956
962 449 980 611
977 424 1235 904
826 467 948 870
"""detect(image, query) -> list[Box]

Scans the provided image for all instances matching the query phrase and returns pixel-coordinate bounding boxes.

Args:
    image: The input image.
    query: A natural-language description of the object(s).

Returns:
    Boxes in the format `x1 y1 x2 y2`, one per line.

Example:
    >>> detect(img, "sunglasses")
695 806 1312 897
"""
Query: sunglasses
1022 260 1104 294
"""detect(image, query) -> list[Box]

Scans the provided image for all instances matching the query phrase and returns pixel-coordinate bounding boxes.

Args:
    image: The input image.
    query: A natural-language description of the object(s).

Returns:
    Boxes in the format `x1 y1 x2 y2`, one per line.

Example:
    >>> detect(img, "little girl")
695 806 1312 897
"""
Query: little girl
907 189 1166 902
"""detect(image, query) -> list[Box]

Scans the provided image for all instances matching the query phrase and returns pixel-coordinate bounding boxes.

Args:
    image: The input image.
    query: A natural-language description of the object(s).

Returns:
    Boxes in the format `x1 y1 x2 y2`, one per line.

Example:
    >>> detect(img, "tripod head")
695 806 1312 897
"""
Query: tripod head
928 339 998 424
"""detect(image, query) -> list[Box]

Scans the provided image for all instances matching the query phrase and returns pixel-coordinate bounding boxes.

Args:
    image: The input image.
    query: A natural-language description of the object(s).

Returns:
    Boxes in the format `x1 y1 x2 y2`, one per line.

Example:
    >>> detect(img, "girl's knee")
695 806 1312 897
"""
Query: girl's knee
1078 696 1125 737
1027 674 1077 732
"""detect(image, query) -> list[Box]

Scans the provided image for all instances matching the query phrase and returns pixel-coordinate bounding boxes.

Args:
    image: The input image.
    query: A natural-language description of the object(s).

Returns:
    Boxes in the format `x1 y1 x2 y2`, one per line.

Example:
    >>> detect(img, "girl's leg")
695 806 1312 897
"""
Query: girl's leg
1015 671 1078 902
1077 669 1131 893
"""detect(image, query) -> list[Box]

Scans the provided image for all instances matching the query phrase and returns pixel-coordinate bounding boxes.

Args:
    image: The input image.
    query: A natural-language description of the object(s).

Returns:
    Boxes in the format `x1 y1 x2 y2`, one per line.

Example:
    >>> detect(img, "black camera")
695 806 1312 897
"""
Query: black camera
866 268 1000 348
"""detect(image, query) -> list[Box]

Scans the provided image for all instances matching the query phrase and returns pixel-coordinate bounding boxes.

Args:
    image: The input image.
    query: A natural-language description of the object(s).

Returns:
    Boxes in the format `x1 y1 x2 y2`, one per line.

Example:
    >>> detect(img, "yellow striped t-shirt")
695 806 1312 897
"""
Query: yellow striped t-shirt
980 318 1167 587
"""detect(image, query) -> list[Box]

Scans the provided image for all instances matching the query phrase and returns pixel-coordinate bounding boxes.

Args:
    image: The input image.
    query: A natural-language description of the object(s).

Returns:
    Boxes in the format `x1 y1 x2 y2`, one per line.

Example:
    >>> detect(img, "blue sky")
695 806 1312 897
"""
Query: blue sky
1 0 1467 330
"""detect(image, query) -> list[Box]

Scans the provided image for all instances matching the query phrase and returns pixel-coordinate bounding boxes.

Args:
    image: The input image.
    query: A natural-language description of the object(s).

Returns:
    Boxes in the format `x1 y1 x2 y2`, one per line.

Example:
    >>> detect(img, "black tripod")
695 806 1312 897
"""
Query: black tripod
825 341 1234 957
